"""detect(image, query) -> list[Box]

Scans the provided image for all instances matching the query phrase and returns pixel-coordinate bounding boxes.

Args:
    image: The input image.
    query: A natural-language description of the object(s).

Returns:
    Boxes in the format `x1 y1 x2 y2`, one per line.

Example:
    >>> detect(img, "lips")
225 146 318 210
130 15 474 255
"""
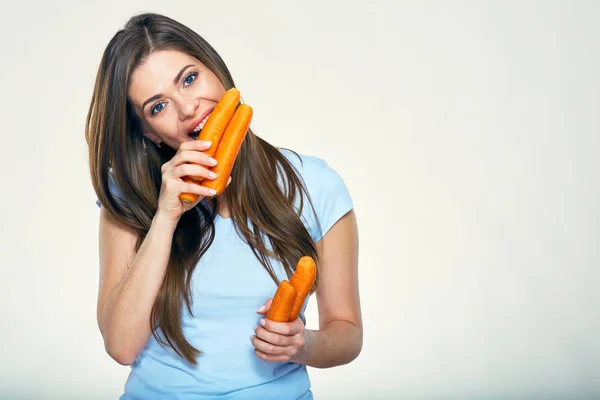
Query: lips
189 113 212 140
187 107 215 135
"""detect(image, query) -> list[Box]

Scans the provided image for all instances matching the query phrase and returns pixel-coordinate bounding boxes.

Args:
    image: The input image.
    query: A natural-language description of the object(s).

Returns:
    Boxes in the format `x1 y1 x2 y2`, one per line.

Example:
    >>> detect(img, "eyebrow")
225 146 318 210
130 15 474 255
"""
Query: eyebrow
141 64 195 112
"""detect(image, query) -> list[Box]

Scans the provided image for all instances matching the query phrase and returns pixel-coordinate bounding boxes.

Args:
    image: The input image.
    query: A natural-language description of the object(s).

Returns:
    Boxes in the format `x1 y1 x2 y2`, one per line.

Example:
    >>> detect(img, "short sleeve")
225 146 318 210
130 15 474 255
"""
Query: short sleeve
96 169 124 208
294 154 354 242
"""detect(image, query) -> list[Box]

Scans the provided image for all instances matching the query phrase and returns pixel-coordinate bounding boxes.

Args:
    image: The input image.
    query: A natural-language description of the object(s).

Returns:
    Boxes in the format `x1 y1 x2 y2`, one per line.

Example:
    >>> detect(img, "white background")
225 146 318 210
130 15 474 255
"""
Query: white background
1 1 598 399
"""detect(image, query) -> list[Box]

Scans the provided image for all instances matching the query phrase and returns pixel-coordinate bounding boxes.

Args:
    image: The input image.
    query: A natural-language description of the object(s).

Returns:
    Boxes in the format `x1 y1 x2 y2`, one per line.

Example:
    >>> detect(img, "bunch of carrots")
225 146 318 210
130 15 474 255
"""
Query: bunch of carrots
180 88 252 202
183 90 315 323
267 256 317 322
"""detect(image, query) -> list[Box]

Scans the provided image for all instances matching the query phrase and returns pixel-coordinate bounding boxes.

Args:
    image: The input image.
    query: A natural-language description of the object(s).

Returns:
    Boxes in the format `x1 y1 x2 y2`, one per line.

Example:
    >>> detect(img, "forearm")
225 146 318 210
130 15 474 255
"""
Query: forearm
100 212 177 364
293 320 363 368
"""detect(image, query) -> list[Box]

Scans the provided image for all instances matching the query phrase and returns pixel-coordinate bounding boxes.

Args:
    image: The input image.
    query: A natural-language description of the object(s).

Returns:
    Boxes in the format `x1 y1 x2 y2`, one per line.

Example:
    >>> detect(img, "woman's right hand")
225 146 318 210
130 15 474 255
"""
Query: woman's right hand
157 140 222 221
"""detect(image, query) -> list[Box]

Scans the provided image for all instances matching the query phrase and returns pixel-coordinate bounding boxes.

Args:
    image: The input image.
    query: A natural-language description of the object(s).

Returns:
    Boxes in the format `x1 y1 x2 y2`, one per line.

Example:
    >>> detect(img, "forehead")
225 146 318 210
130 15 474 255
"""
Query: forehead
129 50 199 105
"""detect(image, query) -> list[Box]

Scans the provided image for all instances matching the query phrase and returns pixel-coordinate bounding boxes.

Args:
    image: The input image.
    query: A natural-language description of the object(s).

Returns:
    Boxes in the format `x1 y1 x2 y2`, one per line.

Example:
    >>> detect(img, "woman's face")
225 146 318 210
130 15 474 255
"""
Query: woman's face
128 49 226 150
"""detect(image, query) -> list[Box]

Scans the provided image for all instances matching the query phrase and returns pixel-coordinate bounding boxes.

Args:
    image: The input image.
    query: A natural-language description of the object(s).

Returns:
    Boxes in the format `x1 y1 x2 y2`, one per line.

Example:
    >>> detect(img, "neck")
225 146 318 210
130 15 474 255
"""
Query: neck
216 194 231 218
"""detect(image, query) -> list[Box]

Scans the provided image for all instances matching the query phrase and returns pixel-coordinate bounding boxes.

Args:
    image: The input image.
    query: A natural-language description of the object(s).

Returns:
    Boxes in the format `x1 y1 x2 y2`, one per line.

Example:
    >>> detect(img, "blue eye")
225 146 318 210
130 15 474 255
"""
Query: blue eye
184 73 197 86
151 102 166 115
149 72 197 116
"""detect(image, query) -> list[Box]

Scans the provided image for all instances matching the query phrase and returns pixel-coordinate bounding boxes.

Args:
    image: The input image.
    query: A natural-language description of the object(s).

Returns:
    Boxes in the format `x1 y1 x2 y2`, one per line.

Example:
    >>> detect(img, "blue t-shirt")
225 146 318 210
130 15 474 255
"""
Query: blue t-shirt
97 149 354 399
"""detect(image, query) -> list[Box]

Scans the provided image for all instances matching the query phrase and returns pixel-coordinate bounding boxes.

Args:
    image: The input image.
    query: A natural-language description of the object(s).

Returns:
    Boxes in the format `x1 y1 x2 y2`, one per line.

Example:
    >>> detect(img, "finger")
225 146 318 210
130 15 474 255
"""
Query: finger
180 186 204 208
161 152 216 177
250 334 290 356
170 142 218 166
175 152 218 168
161 159 174 175
257 298 273 314
178 140 212 152
253 349 289 363
260 317 302 336
172 164 218 181
181 180 218 197
254 325 294 347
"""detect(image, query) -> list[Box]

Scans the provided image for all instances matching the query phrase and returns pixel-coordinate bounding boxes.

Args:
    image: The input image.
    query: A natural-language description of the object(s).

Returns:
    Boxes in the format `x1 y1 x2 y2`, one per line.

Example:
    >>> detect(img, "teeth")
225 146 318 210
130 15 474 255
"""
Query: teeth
191 113 211 134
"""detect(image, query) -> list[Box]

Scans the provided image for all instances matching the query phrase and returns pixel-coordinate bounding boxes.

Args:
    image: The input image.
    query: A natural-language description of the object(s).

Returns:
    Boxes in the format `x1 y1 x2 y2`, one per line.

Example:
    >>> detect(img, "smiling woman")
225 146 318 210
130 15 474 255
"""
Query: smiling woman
129 53 227 148
85 12 362 400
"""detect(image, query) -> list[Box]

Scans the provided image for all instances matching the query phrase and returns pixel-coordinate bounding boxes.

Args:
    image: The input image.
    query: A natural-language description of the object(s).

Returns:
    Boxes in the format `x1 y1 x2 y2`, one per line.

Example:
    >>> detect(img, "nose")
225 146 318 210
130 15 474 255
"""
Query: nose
177 94 199 121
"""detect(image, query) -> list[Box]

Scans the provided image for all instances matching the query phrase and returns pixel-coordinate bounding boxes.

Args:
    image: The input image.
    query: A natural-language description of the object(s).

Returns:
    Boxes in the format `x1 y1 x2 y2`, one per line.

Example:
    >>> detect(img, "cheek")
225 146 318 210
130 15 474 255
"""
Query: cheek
211 83 226 100
147 113 182 143
202 72 227 101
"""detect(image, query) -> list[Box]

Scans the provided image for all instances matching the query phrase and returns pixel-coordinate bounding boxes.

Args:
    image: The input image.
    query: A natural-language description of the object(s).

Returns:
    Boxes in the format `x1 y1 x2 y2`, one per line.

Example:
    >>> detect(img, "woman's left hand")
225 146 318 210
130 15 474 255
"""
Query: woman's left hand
251 298 307 363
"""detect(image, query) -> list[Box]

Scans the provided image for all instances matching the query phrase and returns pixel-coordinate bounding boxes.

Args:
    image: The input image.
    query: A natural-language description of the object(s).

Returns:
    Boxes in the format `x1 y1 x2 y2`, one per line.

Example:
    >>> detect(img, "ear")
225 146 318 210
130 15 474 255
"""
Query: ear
143 132 162 147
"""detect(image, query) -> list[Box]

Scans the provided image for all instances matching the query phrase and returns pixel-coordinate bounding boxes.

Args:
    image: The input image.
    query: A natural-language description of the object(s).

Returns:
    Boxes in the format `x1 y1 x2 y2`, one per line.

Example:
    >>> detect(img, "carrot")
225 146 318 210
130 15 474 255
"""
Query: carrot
201 103 252 196
178 103 251 202
288 256 317 321
189 88 240 181
266 280 297 322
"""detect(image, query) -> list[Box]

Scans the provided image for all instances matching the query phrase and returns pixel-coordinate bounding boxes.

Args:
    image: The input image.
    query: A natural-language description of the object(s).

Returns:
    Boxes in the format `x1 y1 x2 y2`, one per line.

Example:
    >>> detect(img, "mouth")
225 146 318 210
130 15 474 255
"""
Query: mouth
188 110 213 140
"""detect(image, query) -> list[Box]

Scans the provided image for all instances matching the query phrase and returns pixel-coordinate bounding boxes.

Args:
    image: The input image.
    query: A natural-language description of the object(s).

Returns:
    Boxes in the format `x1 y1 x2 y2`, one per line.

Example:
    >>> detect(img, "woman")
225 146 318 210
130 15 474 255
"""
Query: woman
86 12 362 399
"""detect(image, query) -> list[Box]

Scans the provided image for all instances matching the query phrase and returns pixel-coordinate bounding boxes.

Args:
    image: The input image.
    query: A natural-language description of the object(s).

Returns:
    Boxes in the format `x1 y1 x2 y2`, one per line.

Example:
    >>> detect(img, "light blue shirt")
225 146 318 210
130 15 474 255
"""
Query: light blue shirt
98 149 354 399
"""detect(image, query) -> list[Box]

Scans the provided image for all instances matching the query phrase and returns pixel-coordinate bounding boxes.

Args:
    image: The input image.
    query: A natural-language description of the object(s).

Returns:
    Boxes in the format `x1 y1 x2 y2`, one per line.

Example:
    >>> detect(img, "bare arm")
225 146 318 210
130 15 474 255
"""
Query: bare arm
96 140 220 365
294 209 363 368
97 209 177 365
254 209 363 368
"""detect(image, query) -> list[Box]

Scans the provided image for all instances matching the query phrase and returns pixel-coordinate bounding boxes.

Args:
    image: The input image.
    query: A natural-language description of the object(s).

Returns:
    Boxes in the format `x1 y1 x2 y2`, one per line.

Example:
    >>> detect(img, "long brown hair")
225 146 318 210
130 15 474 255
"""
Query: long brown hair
85 13 322 365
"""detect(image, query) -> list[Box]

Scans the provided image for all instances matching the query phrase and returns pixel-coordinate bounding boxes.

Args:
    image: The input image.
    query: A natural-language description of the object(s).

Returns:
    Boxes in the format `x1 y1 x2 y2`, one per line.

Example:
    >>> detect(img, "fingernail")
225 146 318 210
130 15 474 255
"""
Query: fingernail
258 305 265 312
250 335 254 341
209 171 217 179
260 319 266 326
253 325 257 332
202 141 212 147
209 157 218 166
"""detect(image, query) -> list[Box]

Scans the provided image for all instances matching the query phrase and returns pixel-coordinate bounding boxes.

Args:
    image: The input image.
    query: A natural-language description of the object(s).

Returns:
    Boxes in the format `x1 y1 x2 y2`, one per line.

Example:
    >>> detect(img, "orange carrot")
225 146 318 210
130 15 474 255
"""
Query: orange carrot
201 104 252 196
267 280 297 322
288 256 317 321
189 88 240 181
179 102 251 202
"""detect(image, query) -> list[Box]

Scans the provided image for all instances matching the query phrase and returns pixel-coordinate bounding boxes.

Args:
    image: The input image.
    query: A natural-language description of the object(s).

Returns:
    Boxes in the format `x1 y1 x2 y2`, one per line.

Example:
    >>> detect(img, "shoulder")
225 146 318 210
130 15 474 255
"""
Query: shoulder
279 148 346 190
279 148 354 242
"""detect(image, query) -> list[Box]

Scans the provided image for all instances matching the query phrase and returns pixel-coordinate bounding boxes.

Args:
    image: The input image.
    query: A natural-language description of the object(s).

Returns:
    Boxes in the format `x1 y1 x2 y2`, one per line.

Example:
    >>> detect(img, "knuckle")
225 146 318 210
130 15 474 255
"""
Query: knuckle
164 179 176 192
176 164 191 177
182 163 205 179
175 150 189 163
179 141 191 150
186 150 200 160
272 335 284 346
180 164 192 176
187 183 202 194
185 149 201 160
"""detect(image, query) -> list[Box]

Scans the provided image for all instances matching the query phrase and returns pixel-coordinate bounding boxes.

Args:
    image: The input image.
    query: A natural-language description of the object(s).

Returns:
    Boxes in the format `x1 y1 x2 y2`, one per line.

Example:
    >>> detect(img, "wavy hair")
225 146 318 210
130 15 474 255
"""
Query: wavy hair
85 13 320 365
